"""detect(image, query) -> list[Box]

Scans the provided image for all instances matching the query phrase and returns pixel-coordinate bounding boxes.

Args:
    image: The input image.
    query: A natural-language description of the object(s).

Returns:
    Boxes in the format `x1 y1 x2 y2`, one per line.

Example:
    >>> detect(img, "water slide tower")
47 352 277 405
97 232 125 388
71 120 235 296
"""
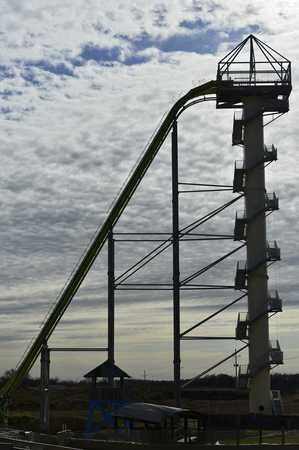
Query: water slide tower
217 35 291 413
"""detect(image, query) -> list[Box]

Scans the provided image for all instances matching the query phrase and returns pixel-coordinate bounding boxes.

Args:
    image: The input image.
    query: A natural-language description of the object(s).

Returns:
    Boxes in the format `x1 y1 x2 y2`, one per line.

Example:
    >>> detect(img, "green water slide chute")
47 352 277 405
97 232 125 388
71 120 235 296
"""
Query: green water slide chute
0 80 217 406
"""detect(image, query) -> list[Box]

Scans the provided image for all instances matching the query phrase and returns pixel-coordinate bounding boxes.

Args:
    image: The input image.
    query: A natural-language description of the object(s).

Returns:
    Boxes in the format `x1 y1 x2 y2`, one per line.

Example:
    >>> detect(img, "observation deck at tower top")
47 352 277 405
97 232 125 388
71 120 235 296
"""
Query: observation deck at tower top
216 34 292 112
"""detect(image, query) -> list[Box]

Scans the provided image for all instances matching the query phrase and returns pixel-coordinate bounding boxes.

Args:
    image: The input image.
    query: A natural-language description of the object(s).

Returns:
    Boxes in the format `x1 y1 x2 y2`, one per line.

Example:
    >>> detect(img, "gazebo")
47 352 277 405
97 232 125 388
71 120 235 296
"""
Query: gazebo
84 359 130 401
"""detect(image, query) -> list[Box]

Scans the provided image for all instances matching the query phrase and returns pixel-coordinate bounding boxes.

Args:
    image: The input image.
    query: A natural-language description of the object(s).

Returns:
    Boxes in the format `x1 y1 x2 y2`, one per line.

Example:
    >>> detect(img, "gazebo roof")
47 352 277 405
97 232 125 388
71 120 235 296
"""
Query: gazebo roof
84 359 130 379
113 402 200 424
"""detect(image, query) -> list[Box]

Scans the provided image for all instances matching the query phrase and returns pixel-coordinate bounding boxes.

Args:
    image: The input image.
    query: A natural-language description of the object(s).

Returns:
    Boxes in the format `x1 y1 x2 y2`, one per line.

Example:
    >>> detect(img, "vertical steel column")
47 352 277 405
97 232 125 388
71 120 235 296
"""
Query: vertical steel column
40 342 50 433
244 97 271 414
108 229 115 385
172 118 181 407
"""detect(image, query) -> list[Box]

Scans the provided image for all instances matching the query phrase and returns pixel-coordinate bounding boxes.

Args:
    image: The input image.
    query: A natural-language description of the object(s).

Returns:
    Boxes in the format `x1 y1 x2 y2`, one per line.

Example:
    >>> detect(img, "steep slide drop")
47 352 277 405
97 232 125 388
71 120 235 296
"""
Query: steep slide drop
0 80 217 409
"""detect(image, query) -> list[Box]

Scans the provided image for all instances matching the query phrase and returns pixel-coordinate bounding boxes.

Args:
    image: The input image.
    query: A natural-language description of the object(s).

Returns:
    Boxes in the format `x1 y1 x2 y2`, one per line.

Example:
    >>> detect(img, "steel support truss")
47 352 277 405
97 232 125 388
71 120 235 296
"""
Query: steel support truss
105 103 285 411
106 113 251 406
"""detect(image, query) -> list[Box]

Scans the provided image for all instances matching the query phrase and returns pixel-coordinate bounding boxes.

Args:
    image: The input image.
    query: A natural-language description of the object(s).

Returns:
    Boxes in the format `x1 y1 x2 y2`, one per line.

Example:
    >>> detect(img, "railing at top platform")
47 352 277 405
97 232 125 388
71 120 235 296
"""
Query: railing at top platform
217 34 291 87
217 63 291 86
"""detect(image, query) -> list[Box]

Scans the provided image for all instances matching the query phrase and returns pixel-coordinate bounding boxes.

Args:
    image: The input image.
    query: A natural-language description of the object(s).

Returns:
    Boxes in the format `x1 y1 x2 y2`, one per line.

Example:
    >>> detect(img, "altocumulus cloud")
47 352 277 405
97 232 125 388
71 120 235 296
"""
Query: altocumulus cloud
0 0 299 380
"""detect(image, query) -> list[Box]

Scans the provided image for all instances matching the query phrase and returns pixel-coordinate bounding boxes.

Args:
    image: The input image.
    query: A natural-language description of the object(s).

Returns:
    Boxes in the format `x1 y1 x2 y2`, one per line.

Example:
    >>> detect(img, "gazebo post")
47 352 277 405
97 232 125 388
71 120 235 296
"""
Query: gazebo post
184 416 188 443
171 416 174 440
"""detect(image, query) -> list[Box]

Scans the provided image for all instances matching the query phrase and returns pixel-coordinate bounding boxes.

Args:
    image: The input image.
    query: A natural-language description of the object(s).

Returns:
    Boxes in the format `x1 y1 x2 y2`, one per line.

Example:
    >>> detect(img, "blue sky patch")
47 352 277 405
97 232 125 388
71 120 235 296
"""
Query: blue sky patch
120 25 261 55
1 106 12 115
156 30 219 53
123 54 151 66
0 65 15 80
0 89 22 99
79 43 151 66
179 18 208 30
33 60 74 77
119 30 219 54
21 67 42 86
80 44 121 63
19 60 74 86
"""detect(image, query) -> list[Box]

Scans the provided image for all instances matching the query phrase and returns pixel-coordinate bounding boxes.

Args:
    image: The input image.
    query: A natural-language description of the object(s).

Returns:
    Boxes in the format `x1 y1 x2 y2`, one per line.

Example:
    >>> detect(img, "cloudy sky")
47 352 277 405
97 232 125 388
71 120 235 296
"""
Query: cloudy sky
0 0 299 383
